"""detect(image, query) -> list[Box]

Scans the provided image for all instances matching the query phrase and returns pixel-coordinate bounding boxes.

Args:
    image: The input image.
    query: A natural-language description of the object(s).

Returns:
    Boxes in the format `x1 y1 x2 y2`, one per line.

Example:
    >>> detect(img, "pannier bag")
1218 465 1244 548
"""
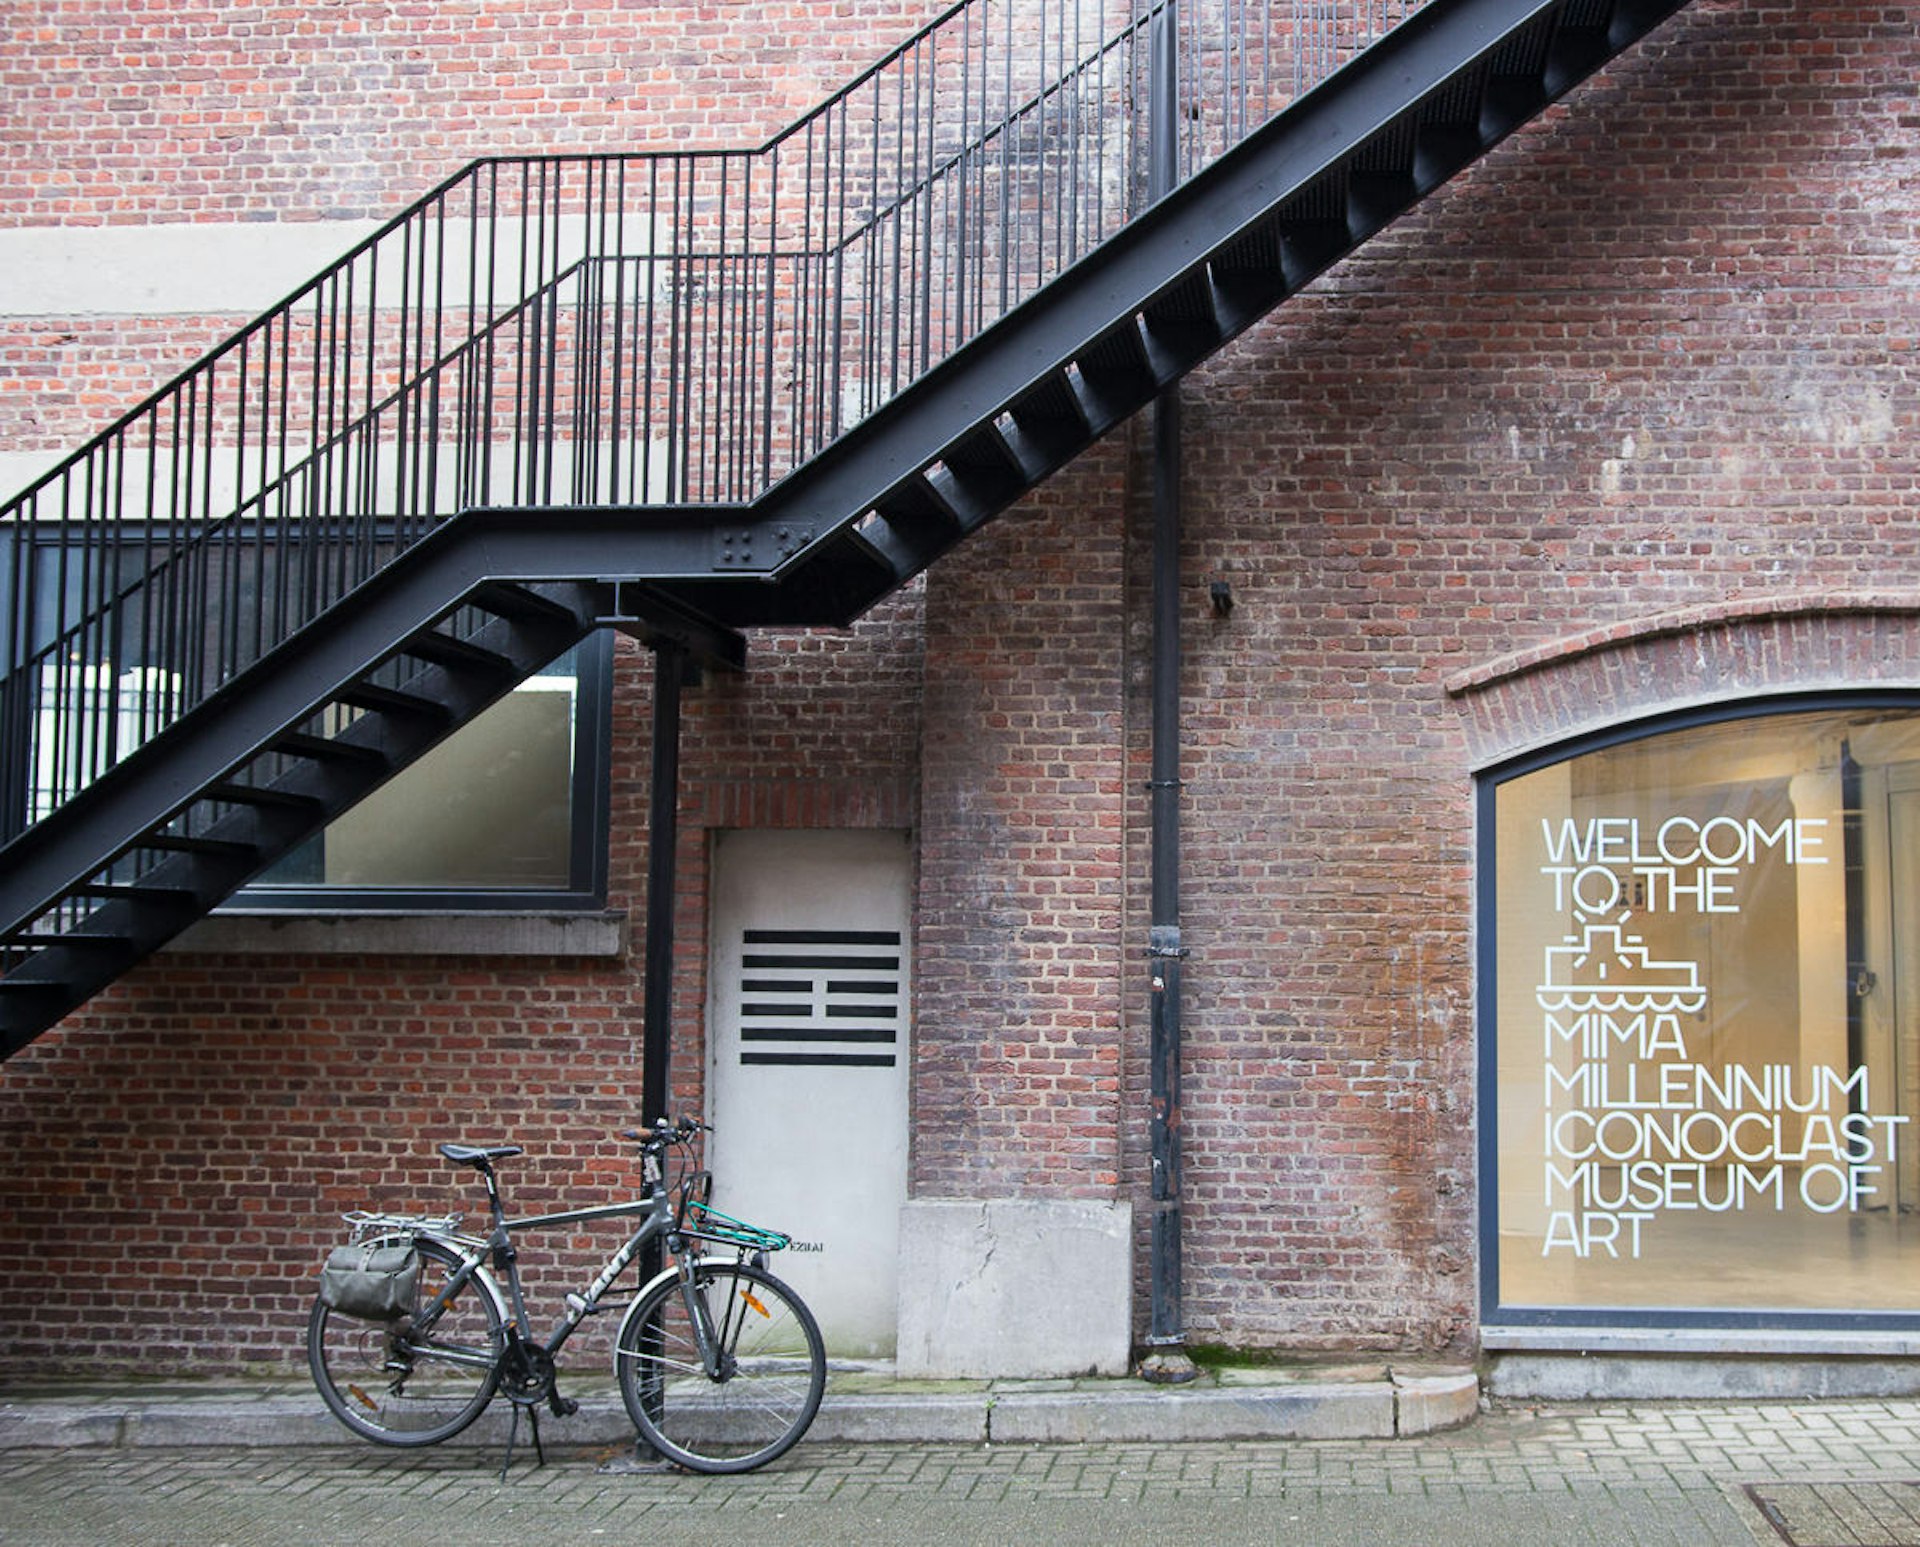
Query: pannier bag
319 1241 421 1321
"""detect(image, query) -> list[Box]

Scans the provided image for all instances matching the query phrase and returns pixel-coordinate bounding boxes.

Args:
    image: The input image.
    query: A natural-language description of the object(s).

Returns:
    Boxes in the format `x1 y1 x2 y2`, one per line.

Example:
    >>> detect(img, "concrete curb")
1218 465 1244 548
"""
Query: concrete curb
0 1367 1480 1451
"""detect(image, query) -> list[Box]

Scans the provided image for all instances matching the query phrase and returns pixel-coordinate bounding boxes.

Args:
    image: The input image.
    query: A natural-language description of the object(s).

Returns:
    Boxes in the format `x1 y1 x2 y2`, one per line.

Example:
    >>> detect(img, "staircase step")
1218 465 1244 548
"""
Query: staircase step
0 977 69 1013
869 478 968 562
0 979 66 998
268 731 392 769
1414 120 1489 194
1075 322 1159 422
135 832 262 862
1279 219 1352 293
946 422 1028 481
204 782 326 813
1348 169 1416 242
1142 270 1220 345
1010 373 1094 438
875 475 964 534
1545 19 1613 95
2 929 132 953
333 680 455 721
470 581 590 627
1007 374 1096 463
395 629 518 678
71 881 199 905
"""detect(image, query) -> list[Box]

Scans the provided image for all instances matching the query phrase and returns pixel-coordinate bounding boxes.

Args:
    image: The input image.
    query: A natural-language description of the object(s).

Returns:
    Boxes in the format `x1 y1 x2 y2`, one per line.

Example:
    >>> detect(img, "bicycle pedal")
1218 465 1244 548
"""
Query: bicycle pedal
549 1395 580 1418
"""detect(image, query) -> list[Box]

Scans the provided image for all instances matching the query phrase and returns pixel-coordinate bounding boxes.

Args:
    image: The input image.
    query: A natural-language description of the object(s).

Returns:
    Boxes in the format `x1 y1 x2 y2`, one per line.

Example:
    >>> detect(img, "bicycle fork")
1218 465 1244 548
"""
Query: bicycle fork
681 1256 775 1382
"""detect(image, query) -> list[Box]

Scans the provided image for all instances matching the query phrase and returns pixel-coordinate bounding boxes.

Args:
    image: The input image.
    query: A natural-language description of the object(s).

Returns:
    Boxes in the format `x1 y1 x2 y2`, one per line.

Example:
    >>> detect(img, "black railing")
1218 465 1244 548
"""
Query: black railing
1 0 1430 848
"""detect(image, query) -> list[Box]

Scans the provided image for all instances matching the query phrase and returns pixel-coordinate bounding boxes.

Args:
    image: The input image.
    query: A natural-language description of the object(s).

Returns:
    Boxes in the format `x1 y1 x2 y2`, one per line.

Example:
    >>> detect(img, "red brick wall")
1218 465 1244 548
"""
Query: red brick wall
1150 0 1920 1352
0 0 947 464
0 0 948 227
915 440 1131 1199
3 0 1920 1376
0 619 919 1375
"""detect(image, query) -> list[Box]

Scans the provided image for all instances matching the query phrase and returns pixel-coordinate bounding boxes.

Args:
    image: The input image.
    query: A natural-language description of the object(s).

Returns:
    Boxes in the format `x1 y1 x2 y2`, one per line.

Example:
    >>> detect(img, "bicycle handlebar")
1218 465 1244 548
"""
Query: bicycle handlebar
622 1116 709 1151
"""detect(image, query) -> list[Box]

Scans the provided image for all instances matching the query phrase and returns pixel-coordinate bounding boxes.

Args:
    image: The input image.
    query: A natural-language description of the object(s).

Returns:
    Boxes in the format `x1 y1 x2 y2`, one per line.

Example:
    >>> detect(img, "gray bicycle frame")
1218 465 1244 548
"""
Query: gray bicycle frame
406 1163 734 1382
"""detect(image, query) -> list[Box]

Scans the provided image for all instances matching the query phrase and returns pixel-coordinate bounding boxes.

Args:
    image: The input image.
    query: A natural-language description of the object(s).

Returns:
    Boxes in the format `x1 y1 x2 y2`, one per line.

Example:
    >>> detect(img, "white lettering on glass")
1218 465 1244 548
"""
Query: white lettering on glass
1531 813 1903 1258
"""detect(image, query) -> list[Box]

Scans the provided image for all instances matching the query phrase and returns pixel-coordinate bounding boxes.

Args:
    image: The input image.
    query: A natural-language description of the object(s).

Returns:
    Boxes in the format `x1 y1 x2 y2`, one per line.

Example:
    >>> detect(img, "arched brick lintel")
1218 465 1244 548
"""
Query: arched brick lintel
1445 593 1920 770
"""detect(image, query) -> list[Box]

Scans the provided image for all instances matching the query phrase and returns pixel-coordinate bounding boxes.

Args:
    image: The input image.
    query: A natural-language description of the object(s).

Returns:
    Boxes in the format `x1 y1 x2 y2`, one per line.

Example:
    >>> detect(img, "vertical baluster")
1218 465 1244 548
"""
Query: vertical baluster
662 159 681 505
609 158 629 503
763 143 779 494
795 120 816 472
510 160 532 508
479 163 501 513
728 154 746 503
542 160 563 509
643 158 662 505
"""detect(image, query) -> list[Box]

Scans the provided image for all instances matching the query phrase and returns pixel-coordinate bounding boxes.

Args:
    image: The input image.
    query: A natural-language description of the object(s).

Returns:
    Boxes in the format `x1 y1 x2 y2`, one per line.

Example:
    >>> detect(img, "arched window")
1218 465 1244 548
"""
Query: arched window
1480 696 1920 1326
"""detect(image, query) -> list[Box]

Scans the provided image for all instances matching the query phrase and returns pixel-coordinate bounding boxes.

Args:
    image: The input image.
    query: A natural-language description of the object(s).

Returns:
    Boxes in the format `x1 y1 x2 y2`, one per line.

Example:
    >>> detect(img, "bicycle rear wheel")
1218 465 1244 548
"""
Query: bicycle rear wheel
308 1236 504 1446
615 1261 826 1472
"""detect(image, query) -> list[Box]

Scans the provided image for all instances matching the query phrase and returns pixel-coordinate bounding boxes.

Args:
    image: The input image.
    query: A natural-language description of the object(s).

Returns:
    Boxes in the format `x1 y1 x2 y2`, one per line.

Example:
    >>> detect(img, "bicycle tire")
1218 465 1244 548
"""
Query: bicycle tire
615 1260 826 1472
308 1236 505 1447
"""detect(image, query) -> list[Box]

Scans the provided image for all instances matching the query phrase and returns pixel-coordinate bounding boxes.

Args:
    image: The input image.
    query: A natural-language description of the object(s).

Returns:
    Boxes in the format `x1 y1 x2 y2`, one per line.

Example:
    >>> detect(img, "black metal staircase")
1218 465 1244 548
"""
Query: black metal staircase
0 0 1693 1055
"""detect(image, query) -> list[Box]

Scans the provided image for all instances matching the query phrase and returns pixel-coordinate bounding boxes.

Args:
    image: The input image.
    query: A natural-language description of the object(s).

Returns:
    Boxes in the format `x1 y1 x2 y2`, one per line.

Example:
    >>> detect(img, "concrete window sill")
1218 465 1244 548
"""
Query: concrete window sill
165 910 628 958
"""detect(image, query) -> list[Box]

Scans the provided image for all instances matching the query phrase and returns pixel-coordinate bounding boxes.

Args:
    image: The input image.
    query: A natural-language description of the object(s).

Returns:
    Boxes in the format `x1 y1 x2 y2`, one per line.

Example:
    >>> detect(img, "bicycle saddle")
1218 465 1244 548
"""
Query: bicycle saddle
439 1142 525 1167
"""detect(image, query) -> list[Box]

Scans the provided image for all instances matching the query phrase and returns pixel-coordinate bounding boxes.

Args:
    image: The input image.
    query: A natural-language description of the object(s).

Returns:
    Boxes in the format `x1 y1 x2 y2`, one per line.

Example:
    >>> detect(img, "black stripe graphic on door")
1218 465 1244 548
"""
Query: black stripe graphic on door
738 929 902 1068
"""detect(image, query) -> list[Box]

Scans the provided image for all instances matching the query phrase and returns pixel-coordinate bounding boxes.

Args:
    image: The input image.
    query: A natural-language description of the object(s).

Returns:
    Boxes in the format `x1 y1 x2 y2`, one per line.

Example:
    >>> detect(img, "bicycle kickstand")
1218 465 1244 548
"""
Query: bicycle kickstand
499 1404 545 1482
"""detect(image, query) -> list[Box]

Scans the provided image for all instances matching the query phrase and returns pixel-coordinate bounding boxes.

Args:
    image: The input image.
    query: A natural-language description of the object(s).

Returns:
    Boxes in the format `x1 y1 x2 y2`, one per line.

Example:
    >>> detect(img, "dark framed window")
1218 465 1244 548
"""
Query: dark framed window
1 518 612 910
240 629 613 911
1479 693 1920 1330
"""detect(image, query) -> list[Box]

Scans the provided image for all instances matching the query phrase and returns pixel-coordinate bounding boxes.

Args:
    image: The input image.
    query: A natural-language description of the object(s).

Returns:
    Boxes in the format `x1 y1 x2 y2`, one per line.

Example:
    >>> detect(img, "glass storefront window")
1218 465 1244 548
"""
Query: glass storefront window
1484 702 1920 1319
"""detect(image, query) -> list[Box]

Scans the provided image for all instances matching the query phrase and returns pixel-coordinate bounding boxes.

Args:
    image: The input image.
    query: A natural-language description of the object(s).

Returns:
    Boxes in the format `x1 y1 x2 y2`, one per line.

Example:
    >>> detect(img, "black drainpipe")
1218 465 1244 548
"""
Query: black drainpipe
640 640 685 1132
1140 0 1196 1385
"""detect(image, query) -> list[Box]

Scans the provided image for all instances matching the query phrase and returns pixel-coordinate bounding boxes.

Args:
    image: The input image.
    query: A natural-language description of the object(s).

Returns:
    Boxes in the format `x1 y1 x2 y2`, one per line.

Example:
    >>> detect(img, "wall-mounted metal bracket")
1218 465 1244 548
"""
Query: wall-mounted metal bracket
596 582 748 675
1147 925 1189 962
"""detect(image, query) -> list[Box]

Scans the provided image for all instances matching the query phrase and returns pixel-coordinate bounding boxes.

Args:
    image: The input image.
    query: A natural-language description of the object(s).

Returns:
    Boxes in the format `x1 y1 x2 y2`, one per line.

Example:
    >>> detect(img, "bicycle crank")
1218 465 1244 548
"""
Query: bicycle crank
497 1342 579 1418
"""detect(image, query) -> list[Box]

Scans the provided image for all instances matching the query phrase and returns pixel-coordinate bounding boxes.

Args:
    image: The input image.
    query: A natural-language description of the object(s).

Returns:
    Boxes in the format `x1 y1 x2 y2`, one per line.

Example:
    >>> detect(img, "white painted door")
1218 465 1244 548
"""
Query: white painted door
706 829 911 1357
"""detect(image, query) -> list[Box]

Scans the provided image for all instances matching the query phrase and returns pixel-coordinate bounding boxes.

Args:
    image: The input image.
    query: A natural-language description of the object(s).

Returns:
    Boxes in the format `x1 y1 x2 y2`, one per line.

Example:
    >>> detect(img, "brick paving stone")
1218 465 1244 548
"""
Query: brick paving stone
5 1400 1920 1545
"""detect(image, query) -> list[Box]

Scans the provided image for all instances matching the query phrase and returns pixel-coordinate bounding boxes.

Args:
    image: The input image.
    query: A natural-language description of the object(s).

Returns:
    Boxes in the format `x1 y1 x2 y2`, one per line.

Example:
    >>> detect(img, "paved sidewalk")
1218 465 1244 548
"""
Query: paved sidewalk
5 1385 1920 1545
0 1359 1481 1449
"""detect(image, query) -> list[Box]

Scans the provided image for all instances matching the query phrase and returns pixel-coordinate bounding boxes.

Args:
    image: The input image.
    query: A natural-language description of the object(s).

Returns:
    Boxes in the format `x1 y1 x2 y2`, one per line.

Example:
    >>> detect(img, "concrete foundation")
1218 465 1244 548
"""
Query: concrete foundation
895 1199 1132 1379
1487 1330 1920 1400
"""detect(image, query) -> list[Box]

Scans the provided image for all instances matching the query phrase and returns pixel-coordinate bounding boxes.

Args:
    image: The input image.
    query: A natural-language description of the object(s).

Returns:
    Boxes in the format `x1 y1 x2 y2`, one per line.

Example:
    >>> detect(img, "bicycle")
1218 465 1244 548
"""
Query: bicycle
306 1116 827 1475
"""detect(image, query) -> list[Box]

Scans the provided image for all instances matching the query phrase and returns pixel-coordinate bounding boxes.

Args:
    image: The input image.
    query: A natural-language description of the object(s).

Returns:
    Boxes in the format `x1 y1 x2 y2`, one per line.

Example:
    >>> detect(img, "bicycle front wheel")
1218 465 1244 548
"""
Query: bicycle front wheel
308 1236 505 1447
616 1261 826 1472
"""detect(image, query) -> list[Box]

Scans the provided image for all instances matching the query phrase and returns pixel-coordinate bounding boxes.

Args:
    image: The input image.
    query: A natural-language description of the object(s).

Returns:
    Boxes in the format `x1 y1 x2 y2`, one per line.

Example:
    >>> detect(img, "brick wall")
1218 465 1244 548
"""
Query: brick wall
0 0 949 226
0 615 920 1374
915 440 1131 1199
1148 0 1920 1351
3 0 1919 1376
0 0 940 1376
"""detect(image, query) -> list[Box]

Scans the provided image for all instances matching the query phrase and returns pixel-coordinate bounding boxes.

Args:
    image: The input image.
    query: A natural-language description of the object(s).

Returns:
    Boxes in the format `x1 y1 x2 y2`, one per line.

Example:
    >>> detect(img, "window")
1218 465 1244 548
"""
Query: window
242 631 612 910
2 521 613 910
1481 698 1920 1324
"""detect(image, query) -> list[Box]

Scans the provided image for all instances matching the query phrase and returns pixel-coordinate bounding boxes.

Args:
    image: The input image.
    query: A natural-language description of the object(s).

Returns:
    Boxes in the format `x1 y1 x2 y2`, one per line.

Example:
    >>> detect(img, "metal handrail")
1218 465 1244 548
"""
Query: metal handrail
1 0 1431 855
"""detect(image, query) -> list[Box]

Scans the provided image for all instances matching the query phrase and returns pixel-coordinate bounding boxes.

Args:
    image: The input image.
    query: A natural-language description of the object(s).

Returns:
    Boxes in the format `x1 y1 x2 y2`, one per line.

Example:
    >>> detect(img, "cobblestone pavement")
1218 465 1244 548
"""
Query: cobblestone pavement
5 1399 1920 1546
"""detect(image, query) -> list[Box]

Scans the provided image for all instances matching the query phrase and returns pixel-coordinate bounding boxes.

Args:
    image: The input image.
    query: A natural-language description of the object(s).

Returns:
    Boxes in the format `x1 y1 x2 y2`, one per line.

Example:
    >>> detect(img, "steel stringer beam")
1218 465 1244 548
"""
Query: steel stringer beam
0 508 750 943
680 0 1692 626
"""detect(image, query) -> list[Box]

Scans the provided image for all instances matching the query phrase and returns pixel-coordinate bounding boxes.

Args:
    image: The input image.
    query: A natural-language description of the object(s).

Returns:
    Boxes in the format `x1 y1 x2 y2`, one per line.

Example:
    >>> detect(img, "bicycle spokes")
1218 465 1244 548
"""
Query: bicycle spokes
615 1262 826 1473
